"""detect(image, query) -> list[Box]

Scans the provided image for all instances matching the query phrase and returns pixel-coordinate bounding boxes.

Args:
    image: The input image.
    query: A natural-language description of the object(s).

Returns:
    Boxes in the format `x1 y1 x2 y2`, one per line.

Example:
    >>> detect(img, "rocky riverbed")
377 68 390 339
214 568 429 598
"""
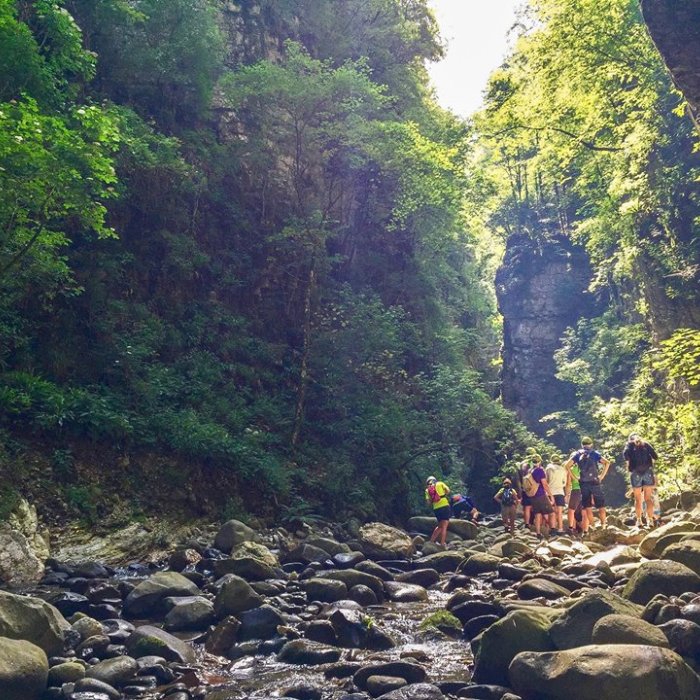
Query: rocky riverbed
1 505 700 700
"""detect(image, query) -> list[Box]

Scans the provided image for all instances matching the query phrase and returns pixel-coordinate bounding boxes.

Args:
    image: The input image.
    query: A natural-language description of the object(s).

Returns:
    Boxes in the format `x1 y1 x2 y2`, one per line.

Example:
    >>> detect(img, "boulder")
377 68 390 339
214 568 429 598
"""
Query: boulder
395 569 440 588
277 639 341 665
622 560 700 605
663 540 700 576
232 541 279 567
639 521 699 559
357 523 415 560
317 570 385 598
459 554 501 576
509 644 700 700
0 637 48 700
205 616 241 655
549 590 643 650
0 526 45 586
237 604 285 641
213 574 263 617
354 661 427 689
303 578 348 603
214 519 256 553
413 551 466 573
471 609 558 685
168 547 202 571
658 619 700 660
213 556 277 581
305 537 350 556
367 675 407 697
447 520 478 540
85 656 138 686
123 572 200 617
517 578 570 600
48 661 86 685
384 582 429 603
592 614 670 647
375 683 444 700
0 590 69 656
163 596 215 631
126 625 196 663
282 544 331 566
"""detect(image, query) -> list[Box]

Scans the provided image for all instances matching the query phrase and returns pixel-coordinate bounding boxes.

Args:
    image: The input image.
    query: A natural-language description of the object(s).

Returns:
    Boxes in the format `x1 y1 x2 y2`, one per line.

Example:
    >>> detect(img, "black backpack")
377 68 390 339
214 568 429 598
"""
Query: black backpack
577 450 599 484
501 487 516 506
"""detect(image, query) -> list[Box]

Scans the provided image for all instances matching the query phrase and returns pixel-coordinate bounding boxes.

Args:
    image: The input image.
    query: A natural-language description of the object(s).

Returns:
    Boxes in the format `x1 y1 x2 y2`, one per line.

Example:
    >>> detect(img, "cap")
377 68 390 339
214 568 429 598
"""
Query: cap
581 436 593 446
549 454 562 464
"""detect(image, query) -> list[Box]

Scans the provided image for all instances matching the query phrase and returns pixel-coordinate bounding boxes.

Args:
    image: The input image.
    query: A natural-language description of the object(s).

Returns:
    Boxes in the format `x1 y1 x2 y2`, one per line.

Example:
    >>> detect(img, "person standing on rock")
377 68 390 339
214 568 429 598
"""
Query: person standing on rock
565 455 587 536
623 433 659 528
425 476 451 546
545 454 567 535
564 436 610 532
529 454 555 539
494 477 519 533
516 458 534 528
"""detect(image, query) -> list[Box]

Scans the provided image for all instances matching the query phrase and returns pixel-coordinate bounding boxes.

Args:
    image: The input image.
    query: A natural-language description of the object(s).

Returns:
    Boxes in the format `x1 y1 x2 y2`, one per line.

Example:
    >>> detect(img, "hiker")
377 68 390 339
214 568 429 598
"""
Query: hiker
516 458 533 527
623 433 659 528
565 453 587 536
545 454 567 535
494 477 519 533
451 493 479 521
528 454 555 538
564 436 610 531
425 476 451 546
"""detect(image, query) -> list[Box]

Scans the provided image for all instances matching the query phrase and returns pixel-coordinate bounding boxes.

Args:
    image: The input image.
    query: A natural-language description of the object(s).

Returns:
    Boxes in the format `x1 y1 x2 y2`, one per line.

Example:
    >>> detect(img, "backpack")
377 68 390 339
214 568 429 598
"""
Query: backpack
521 472 539 497
577 450 599 484
501 487 516 506
428 483 442 503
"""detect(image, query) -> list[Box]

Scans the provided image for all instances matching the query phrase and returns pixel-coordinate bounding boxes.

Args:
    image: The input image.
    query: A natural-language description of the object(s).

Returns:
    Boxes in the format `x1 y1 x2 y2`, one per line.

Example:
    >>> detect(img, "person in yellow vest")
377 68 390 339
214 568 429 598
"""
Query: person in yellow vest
425 476 451 546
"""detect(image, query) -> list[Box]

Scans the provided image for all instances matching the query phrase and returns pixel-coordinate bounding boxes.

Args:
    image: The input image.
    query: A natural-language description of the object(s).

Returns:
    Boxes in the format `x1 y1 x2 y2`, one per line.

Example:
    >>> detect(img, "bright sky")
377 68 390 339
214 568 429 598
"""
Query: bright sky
427 0 523 118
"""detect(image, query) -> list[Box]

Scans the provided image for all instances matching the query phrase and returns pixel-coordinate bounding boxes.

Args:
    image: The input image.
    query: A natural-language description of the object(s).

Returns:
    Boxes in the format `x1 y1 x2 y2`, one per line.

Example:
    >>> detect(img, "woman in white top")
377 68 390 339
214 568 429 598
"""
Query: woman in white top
546 454 567 534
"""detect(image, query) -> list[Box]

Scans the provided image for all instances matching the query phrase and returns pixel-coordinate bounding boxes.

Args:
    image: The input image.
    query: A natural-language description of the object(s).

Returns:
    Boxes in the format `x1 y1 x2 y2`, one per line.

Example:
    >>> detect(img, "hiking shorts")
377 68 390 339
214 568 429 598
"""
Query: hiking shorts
630 470 655 488
531 495 553 515
568 490 582 511
501 505 517 521
581 483 605 509
553 494 566 507
520 493 532 507
433 506 451 522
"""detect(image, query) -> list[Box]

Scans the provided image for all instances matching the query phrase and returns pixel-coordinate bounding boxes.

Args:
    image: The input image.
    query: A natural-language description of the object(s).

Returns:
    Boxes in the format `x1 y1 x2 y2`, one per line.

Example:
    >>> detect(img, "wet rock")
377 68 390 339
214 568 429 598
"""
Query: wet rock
447 520 479 540
277 639 341 664
413 552 465 573
85 655 138 686
213 556 277 581
73 678 121 699
126 625 196 664
214 520 256 554
384 582 428 603
48 661 86 685
237 604 285 641
471 609 558 685
123 572 200 617
76 633 111 658
375 682 444 700
282 544 331 566
357 523 415 560
356 560 395 581
0 637 48 700
205 616 241 655
459 554 501 576
303 577 348 603
317 570 384 599
549 589 643 649
500 541 532 558
168 549 202 572
456 685 512 700
353 662 427 689
681 603 700 625
232 541 279 566
663 540 700 576
163 596 215 631
305 537 350 556
0 590 70 656
516 578 570 600
49 592 90 617
449 599 500 624
367 675 407 697
658 619 700 660
591 614 670 647
348 584 378 606
333 552 366 569
508 644 700 700
497 563 529 581
395 569 439 588
282 683 323 700
639 521 699 558
305 620 337 645
622 560 700 605
463 615 500 640
213 574 263 617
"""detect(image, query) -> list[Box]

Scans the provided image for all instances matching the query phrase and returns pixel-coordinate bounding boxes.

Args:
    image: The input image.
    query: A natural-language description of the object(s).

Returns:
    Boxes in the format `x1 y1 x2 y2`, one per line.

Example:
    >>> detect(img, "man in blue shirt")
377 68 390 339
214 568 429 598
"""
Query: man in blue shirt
451 493 479 521
564 436 610 532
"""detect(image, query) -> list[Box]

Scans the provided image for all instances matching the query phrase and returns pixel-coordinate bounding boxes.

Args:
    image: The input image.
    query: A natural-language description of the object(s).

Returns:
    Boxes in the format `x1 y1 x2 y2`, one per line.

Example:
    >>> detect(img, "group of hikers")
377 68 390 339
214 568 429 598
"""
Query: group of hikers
425 433 660 546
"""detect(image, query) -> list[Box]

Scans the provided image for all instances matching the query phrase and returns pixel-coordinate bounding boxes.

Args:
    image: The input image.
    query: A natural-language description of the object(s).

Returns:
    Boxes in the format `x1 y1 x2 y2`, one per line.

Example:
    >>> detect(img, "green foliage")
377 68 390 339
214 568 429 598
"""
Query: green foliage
419 610 461 632
0 485 20 522
653 329 700 387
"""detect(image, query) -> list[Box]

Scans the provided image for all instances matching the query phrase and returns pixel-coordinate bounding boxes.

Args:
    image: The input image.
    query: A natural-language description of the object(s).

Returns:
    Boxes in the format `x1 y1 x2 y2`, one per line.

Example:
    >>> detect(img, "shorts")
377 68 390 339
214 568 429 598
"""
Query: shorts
501 505 517 520
553 494 566 507
568 490 582 511
581 482 605 509
520 493 532 507
630 470 655 488
433 506 451 522
531 495 553 515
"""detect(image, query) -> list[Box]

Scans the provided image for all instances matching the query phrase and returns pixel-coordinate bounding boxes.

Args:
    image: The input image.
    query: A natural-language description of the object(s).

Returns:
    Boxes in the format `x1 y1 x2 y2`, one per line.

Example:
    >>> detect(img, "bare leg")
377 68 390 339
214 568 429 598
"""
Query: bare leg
642 485 655 525
633 486 643 523
534 512 542 536
598 507 606 526
439 520 449 545
523 505 532 528
584 508 594 532
430 525 440 543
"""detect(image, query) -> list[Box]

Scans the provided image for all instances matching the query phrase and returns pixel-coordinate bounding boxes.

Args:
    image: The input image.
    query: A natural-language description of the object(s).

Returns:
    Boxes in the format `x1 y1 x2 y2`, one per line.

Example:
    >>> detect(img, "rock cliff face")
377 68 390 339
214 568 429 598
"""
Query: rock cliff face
496 234 594 433
641 0 700 131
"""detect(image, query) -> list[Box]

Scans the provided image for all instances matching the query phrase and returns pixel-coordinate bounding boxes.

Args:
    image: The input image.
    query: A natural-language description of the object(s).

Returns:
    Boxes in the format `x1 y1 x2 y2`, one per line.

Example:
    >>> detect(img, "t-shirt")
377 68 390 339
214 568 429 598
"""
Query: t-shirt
531 466 547 498
568 463 581 491
425 481 450 510
546 464 566 496
452 495 476 518
623 441 658 472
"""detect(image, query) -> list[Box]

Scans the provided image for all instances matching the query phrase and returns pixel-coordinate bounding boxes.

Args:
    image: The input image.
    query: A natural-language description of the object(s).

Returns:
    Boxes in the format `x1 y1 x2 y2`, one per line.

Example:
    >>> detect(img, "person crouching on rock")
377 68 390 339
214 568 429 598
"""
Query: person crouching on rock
530 454 555 539
451 493 479 521
425 476 451 546
494 478 519 534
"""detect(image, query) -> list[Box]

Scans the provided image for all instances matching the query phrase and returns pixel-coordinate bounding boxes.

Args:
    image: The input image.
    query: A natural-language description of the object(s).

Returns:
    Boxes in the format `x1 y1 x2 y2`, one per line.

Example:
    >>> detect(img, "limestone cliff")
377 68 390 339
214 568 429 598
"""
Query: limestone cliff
496 234 594 433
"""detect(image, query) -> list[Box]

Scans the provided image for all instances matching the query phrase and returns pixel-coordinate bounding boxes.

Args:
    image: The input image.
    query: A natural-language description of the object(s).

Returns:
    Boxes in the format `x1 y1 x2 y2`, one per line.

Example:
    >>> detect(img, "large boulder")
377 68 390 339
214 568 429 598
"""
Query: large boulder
459 553 501 576
303 578 348 603
213 574 263 618
163 596 215 632
85 656 138 687
413 551 466 573
237 604 285 641
0 637 48 700
214 520 256 554
663 540 700 576
123 571 200 617
357 523 415 560
592 614 670 647
471 608 559 685
277 639 341 665
447 519 478 540
231 541 279 567
0 591 69 656
0 527 45 586
549 590 643 650
213 557 277 581
509 644 700 700
305 537 350 556
125 625 195 663
639 521 699 559
622 560 700 605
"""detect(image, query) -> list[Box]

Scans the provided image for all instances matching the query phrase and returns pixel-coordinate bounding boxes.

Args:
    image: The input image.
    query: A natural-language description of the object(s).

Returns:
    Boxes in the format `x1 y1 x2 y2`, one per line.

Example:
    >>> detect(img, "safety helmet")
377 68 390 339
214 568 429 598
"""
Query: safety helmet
426 476 437 485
